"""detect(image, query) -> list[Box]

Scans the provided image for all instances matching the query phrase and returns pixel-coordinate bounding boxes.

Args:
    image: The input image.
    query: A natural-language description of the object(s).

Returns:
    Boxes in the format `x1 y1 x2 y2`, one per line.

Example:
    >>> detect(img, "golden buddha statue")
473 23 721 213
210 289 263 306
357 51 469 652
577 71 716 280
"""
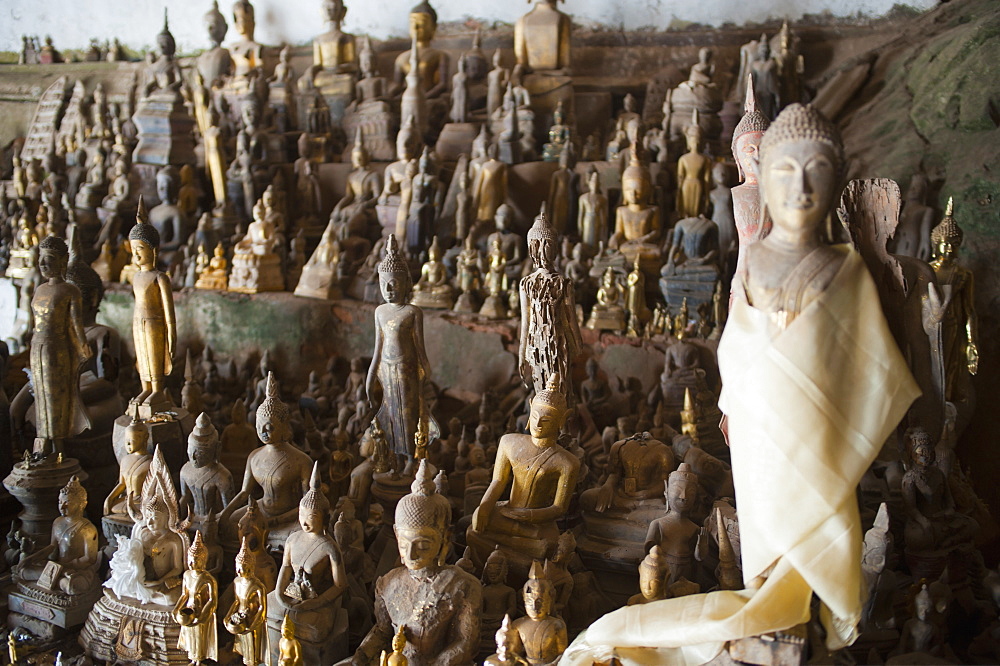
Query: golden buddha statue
303 0 358 94
220 372 314 548
229 0 265 86
384 625 408 666
411 236 454 309
577 166 607 251
379 115 421 208
473 144 509 224
279 614 304 666
225 537 269 665
295 222 343 300
229 198 285 293
195 242 230 290
391 1 449 99
267 463 348 663
468 374 580 582
7 211 40 280
173 531 219 664
627 546 669 606
626 254 652 333
28 235 92 457
353 459 482 665
104 419 152 520
676 115 712 219
454 235 483 313
585 267 626 332
515 0 571 75
129 199 177 411
366 235 439 460
929 199 978 403
610 149 661 275
511 561 569 664
480 235 509 319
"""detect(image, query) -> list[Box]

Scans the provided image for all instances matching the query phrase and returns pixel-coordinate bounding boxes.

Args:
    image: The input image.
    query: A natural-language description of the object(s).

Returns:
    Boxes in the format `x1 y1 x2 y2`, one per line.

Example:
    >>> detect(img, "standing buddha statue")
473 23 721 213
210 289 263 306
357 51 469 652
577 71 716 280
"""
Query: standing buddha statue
173 531 219 665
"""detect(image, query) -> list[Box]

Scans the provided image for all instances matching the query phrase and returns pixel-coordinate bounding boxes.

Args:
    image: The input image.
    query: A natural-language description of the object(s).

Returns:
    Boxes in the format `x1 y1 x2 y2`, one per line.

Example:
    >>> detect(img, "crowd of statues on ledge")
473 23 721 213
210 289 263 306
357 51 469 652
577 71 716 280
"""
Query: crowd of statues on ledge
0 1 993 665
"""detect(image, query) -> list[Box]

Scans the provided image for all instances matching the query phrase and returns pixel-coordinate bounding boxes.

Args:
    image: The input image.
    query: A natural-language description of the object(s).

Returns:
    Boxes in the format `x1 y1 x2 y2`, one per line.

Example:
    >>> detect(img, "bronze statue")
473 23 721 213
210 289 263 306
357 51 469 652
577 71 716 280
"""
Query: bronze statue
675 116 712 219
412 236 455 309
610 149 661 274
577 166 607 251
585 267 626 332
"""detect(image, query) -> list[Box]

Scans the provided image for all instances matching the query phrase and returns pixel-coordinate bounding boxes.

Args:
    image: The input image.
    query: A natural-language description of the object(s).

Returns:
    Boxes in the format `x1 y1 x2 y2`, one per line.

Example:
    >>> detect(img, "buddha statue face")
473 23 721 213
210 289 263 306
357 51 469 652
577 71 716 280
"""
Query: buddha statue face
145 502 169 535
156 168 179 204
666 476 695 515
188 440 216 468
395 525 443 571
38 246 67 281
622 173 648 207
528 401 562 442
588 170 600 194
523 579 554 620
761 139 838 238
132 239 156 270
323 0 346 26
234 2 255 40
639 565 664 599
257 408 290 446
409 10 436 44
299 505 325 534
734 132 764 184
469 445 486 467
483 558 505 584
58 488 85 519
379 271 410 305
125 423 150 454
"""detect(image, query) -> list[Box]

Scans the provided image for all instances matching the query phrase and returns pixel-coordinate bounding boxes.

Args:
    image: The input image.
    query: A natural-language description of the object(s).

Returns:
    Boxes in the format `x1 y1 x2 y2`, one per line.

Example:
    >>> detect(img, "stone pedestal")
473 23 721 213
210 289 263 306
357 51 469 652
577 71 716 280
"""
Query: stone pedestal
3 458 85 545
132 90 197 168
266 598 348 665
523 74 574 147
343 101 398 162
80 591 188 665
228 253 285 294
9 581 102 640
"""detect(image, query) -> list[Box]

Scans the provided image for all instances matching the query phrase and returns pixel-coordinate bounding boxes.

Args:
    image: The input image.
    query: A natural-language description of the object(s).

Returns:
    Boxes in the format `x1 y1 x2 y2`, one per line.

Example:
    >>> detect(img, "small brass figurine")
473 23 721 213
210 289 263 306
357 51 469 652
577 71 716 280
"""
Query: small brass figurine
225 537 269 665
173 531 219 664
278 614 304 666
195 242 229 291
511 561 569 664
411 236 455 309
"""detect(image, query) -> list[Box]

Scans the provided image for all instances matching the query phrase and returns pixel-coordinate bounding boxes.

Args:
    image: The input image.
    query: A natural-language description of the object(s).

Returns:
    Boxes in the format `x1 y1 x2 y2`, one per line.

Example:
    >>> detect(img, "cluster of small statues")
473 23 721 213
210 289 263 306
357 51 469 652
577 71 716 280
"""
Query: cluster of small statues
0 2 993 666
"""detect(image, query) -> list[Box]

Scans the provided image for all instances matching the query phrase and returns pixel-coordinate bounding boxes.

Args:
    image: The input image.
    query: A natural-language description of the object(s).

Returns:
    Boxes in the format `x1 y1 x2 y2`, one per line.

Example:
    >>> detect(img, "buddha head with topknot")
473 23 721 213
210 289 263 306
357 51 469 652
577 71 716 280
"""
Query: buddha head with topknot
378 234 412 304
256 371 291 447
528 373 567 444
394 459 451 571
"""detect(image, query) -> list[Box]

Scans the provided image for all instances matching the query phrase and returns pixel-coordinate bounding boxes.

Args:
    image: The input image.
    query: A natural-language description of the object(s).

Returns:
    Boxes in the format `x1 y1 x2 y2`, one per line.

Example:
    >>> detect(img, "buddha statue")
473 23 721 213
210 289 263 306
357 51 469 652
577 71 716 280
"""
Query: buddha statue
128 200 177 411
486 615 529 666
547 144 576 235
237 497 278 592
400 147 441 256
511 561 569 664
391 1 449 99
26 235 92 458
610 149 661 275
627 546 669 606
730 79 771 302
229 198 285 293
173 531 219 664
473 144 509 225
514 0 571 75
228 0 266 89
562 104 919 665
480 235 510 319
195 242 230 290
225 537 269 666
659 214 721 314
676 117 712 219
267 463 349 663
487 50 509 118
774 22 803 111
198 1 234 87
220 372 314 548
295 223 344 300
352 459 482 665
149 165 190 261
482 547 518 653
626 255 652 334
468 374 580 582
104 418 152 536
412 236 455 309
180 414 235 557
643 463 703 588
577 166 607 252
366 235 439 460
454 235 483 313
585 267 626 332
379 115 421 210
220 398 256 481
929 199 978 406
333 129 382 240
143 10 184 97
450 55 470 124
302 0 358 94
542 101 571 162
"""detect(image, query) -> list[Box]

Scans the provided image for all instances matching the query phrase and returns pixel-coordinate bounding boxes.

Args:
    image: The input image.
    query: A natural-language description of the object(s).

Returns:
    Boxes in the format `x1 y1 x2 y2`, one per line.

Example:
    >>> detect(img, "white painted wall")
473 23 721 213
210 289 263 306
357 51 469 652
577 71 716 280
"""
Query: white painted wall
2 0 934 54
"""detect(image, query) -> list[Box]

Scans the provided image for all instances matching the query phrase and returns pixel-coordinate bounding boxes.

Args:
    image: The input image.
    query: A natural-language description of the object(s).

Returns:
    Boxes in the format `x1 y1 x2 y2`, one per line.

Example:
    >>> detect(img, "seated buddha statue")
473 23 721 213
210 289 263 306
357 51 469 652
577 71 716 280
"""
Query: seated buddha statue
195 242 229 290
103 419 152 545
378 115 421 210
412 236 455 309
219 373 314 550
468 374 580 583
228 199 285 293
511 561 569 664
585 267 626 332
390 1 449 99
644 463 704 588
542 100 571 162
266 464 349 664
332 130 382 240
659 214 721 314
300 0 357 95
609 149 661 275
295 222 344 300
224 0 266 100
514 0 572 75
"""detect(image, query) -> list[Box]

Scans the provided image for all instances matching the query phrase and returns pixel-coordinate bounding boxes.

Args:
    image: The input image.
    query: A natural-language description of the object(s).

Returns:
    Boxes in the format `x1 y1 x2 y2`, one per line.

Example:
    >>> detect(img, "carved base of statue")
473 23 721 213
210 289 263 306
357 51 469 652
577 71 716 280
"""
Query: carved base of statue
522 74 574 147
79 591 188 665
132 90 197 168
435 122 481 162
266 595 349 665
479 294 508 320
3 458 85 545
412 288 455 310
9 582 103 640
343 102 398 162
586 305 627 333
295 269 344 300
659 271 720 318
101 514 134 560
453 290 481 314
228 252 285 294
467 523 558 589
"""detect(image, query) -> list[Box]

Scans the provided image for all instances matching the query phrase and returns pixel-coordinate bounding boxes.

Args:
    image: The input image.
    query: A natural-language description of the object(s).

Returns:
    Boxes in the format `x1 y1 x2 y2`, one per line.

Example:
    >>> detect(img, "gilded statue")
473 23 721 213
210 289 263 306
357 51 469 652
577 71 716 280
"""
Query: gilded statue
195 242 229 290
279 614 304 666
518 212 581 398
225 537 269 666
547 145 576 235
675 117 712 219
511 561 569 665
514 0 571 75
295 222 343 300
581 431 674 515
229 198 285 294
366 235 438 460
229 0 264 84
173 531 219 664
104 419 152 519
627 546 668 606
412 236 455 309
129 198 177 409
472 144 509 224
585 267 626 332
469 374 580 579
220 372 314 546
28 235 92 457
391 1 449 99
304 0 358 91
610 149 662 274
332 130 382 238
577 166 607 251
486 615 529 666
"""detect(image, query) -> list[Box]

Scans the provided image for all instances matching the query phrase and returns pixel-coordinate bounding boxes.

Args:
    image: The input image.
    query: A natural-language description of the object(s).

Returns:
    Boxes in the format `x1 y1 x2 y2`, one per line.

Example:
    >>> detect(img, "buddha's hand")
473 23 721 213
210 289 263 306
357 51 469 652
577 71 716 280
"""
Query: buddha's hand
594 483 613 513
471 505 488 532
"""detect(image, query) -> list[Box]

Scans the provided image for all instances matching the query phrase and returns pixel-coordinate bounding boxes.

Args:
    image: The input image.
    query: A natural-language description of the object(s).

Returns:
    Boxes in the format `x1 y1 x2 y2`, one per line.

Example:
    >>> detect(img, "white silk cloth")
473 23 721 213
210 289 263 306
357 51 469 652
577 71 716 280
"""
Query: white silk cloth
563 247 919 666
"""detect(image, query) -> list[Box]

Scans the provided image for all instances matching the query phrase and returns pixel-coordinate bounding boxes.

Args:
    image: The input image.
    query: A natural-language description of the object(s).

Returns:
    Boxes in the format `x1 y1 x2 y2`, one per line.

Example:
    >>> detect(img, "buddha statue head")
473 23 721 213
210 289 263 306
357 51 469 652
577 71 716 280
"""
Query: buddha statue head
378 234 412 304
527 208 558 270
130 197 161 268
188 530 209 571
299 463 330 535
732 77 770 184
333 512 353 549
684 112 703 154
394 459 451 571
58 475 87 519
666 463 697 517
188 412 220 468
232 0 255 40
427 235 442 263
38 234 69 282
759 103 844 240
621 149 650 207
587 164 601 194
157 9 177 58
528 373 567 444
408 0 438 45
322 0 347 27
156 165 180 206
638 545 668 600
360 35 376 77
930 197 961 261
143 492 170 535
256 372 291 447
483 545 508 585
125 418 151 455
235 536 256 577
523 560 555 620
351 128 370 168
204 1 228 48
